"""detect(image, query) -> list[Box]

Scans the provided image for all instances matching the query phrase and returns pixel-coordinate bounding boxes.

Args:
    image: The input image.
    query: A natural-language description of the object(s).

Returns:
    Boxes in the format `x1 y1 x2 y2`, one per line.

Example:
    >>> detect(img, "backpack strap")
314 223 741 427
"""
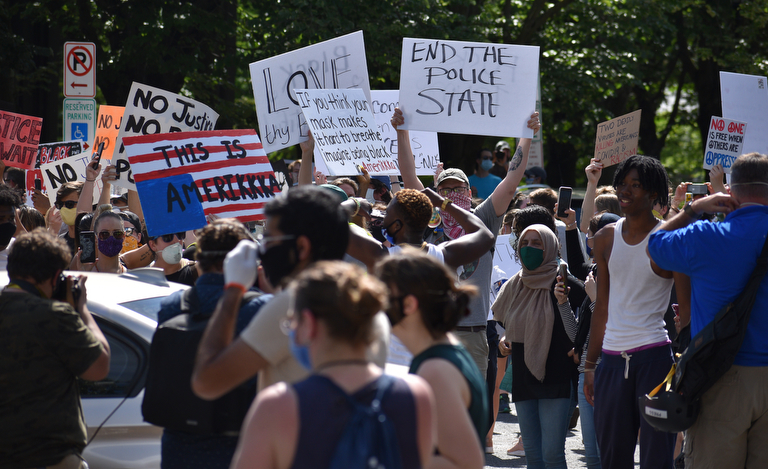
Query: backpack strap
180 287 198 314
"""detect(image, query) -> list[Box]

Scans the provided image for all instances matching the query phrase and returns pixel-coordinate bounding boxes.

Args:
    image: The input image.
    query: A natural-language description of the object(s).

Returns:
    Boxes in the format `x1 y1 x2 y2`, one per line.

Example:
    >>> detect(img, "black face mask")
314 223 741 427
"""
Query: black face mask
369 223 387 244
0 222 16 247
259 239 298 288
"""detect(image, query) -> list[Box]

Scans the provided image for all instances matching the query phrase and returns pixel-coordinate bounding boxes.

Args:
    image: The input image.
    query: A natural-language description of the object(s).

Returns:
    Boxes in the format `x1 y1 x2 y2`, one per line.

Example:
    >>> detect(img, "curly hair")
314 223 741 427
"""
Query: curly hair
194 218 251 272
0 184 22 208
613 155 670 207
8 229 71 283
393 189 433 232
511 205 558 261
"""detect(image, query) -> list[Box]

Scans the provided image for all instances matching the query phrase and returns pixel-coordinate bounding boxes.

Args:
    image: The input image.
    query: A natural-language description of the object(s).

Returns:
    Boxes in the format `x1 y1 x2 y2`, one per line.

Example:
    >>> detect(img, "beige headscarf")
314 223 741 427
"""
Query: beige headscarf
492 224 559 381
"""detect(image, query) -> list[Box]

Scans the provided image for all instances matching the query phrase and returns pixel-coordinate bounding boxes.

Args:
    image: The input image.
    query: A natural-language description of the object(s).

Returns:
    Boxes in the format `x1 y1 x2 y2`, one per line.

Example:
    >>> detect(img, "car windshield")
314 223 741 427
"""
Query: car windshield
119 297 165 322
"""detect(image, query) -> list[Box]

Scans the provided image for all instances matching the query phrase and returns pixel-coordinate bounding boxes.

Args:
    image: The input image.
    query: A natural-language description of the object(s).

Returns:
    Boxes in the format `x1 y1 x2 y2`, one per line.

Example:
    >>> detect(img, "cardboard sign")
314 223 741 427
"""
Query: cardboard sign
249 31 371 154
0 111 43 169
113 82 219 190
593 110 641 167
39 152 103 207
720 71 768 156
93 105 124 160
398 38 539 138
28 140 84 204
371 90 440 176
298 89 393 176
704 117 746 173
123 130 279 236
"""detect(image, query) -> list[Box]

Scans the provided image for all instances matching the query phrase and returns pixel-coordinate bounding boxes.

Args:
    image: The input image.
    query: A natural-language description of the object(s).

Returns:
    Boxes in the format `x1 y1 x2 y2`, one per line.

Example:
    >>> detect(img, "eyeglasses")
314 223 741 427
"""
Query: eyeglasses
437 186 468 197
55 201 78 210
157 232 186 243
255 234 296 255
98 230 125 241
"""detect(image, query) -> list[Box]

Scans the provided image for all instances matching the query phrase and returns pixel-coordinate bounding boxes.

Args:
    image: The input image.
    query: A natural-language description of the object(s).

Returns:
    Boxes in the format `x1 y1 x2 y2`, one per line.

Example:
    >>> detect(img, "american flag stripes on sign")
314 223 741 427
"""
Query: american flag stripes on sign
123 129 280 236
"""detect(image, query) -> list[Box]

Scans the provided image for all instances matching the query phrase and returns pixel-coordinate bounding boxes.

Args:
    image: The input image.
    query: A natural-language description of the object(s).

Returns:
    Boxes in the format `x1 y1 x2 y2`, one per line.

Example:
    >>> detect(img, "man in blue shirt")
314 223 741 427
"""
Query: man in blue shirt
647 152 768 468
468 148 503 200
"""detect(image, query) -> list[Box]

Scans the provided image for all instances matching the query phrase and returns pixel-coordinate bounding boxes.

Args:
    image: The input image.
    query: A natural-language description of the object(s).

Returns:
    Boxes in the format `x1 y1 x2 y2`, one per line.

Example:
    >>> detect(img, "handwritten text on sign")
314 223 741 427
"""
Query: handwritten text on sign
113 82 219 190
93 105 124 160
398 38 539 138
249 31 371 154
298 89 394 177
40 152 103 208
593 110 641 167
123 130 279 236
704 117 746 173
28 140 83 203
0 111 43 169
371 90 439 176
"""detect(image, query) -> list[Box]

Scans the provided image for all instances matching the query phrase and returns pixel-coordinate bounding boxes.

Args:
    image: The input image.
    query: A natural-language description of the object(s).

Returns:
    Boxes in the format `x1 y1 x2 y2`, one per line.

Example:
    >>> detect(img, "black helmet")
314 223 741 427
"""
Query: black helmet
638 392 699 433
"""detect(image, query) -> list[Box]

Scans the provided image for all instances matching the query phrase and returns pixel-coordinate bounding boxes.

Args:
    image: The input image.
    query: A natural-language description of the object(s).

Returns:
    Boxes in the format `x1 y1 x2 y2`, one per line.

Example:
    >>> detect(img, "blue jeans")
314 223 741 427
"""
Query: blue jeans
516 398 570 469
578 373 601 469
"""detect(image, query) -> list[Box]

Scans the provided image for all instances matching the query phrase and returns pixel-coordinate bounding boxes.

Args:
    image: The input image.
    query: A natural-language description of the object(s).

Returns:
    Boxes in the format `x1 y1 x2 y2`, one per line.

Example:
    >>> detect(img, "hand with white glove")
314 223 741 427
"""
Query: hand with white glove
224 239 258 293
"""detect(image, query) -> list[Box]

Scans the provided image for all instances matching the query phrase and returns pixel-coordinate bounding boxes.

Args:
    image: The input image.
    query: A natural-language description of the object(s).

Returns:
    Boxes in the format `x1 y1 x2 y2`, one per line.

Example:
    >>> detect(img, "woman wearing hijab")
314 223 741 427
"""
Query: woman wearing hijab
492 224 582 469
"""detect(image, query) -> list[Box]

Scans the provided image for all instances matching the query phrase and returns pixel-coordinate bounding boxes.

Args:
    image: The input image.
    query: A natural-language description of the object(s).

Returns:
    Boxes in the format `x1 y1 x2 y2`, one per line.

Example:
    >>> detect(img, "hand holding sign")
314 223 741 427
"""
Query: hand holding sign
593 110 641 167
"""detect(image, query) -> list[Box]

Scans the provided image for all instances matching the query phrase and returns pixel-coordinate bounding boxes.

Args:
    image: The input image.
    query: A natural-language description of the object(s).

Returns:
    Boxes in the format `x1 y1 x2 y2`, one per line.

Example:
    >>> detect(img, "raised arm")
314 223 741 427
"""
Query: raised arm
77 161 102 214
490 112 540 217
298 133 314 186
422 188 494 270
580 158 603 233
391 108 424 190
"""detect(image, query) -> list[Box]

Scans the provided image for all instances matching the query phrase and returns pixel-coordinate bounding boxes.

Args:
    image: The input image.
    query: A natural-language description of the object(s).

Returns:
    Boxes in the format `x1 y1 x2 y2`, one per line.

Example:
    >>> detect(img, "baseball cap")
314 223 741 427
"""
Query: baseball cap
319 184 349 203
436 168 470 187
495 141 511 152
524 166 547 181
370 175 392 191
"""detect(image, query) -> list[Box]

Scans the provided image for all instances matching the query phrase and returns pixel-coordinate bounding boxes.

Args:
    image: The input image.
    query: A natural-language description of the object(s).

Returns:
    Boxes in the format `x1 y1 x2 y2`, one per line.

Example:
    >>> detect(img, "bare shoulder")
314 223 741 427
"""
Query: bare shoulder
250 382 297 421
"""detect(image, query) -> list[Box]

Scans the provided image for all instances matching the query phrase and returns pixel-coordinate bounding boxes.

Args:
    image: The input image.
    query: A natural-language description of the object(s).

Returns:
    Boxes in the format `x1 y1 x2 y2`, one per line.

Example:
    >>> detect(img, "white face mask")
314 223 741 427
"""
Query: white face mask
158 243 183 264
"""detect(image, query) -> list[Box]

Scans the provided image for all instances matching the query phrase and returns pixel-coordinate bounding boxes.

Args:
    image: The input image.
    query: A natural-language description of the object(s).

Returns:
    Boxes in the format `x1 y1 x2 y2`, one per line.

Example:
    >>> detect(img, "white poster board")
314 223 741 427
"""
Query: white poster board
371 90 439 176
720 71 768 156
704 117 746 173
593 110 641 167
112 82 220 190
39 152 103 207
493 234 521 281
398 38 539 137
249 31 371 154
298 89 393 176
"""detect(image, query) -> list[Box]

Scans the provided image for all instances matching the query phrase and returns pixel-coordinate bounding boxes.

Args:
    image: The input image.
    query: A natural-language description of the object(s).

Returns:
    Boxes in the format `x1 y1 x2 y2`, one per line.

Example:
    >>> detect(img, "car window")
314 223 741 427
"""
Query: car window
119 297 165 322
80 318 148 399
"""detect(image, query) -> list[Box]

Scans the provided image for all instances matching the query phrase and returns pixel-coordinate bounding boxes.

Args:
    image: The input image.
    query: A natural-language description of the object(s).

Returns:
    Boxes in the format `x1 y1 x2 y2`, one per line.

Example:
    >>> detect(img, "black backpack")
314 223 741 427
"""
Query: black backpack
141 288 261 434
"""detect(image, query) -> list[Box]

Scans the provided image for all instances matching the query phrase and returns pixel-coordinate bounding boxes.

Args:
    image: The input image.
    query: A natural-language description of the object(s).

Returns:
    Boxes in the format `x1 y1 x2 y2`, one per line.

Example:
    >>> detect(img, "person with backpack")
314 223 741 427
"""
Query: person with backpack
376 250 487 469
145 219 272 469
230 261 435 469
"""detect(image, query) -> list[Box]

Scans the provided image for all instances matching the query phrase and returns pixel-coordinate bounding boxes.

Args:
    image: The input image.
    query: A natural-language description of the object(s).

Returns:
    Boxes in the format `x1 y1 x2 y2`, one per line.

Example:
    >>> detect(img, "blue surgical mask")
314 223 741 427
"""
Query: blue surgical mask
288 329 312 371
481 159 494 171
383 220 401 246
525 177 535 185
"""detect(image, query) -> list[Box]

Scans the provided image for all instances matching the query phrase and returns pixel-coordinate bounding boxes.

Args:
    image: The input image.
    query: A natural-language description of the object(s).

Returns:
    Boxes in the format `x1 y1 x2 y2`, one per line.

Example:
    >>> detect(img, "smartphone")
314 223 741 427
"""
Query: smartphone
557 186 572 218
90 141 105 169
80 231 96 264
687 183 707 195
34 177 41 191
558 263 568 290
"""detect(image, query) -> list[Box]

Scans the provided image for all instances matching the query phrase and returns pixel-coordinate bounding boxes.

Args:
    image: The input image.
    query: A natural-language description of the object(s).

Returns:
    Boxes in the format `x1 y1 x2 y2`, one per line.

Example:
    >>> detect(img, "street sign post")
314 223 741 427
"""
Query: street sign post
63 42 96 98
63 98 97 150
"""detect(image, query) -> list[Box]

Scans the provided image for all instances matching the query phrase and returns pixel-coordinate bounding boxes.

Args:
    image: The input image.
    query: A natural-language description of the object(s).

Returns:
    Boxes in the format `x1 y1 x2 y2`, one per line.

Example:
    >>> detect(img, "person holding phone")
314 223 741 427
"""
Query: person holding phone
72 209 127 273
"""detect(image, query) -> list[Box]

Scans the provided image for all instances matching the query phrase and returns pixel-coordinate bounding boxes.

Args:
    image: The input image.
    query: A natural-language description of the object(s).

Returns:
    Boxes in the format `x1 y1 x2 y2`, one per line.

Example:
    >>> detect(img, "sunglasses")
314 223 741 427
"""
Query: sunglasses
124 227 136 237
98 230 125 241
255 234 296 255
55 201 78 210
155 232 186 243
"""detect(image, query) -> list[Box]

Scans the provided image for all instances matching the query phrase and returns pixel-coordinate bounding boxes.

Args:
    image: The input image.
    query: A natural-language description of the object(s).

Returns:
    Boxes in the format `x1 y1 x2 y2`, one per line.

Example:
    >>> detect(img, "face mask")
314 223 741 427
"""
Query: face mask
288 328 312 371
383 220 402 245
260 239 297 287
0 222 15 247
441 191 471 228
519 246 544 271
481 159 494 171
120 235 139 255
158 242 183 264
369 224 387 244
60 207 77 226
525 177 535 185
98 236 124 258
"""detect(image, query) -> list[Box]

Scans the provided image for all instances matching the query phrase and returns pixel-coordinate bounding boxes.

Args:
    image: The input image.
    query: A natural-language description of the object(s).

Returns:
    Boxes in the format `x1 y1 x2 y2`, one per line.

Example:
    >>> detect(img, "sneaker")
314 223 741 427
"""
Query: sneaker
507 437 525 457
499 394 511 413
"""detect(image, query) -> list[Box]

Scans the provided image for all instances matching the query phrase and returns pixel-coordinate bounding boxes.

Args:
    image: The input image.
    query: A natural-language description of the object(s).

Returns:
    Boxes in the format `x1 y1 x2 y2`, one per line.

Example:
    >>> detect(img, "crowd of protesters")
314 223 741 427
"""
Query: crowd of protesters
1 100 767 469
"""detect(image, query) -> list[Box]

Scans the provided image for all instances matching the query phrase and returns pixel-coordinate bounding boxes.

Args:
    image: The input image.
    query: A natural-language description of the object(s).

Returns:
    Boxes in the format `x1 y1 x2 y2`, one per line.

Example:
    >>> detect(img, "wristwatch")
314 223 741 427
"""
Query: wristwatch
683 201 698 218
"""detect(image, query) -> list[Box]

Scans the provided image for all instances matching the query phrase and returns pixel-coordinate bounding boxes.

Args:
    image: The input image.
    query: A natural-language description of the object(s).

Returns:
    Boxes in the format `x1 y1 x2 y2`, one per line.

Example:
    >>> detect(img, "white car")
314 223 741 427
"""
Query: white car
1 268 188 469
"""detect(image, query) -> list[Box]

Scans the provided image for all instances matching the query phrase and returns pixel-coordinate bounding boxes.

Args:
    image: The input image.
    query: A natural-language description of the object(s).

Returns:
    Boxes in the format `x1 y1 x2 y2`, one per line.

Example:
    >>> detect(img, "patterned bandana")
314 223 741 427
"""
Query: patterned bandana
441 191 471 239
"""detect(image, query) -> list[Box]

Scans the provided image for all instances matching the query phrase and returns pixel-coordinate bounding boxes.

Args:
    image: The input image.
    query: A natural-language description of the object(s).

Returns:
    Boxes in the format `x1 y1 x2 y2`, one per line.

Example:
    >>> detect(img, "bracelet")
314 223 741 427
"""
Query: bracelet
584 368 596 373
441 199 452 211
351 198 361 217
224 282 247 294
670 206 680 213
86 178 96 182
566 222 577 230
683 201 698 218
585 359 597 366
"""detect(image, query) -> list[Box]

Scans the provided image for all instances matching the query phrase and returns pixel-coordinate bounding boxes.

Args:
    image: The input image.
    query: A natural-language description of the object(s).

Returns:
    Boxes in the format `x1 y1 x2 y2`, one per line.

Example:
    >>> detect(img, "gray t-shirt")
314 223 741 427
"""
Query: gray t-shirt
425 196 502 326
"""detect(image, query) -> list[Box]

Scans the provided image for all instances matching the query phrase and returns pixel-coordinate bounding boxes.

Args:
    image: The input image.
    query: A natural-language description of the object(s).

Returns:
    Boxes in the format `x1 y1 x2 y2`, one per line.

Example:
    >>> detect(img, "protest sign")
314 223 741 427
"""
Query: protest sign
249 31 371 154
398 38 539 138
493 234 521 281
39 152 103 207
593 110 641 167
720 71 768 156
527 76 544 168
297 88 393 177
371 90 439 176
93 105 124 160
113 82 219 190
27 140 84 205
704 117 746 173
123 129 279 236
0 111 43 169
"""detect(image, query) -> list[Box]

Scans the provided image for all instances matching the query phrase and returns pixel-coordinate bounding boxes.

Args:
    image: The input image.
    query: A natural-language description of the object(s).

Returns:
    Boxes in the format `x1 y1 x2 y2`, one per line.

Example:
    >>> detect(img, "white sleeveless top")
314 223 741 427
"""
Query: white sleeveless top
602 218 673 352
388 243 445 263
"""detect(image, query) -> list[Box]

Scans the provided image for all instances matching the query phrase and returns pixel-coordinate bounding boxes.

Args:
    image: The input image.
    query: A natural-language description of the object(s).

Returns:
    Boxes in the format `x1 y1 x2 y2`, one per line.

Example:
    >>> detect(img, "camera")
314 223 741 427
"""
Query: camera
687 184 708 195
52 274 82 304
